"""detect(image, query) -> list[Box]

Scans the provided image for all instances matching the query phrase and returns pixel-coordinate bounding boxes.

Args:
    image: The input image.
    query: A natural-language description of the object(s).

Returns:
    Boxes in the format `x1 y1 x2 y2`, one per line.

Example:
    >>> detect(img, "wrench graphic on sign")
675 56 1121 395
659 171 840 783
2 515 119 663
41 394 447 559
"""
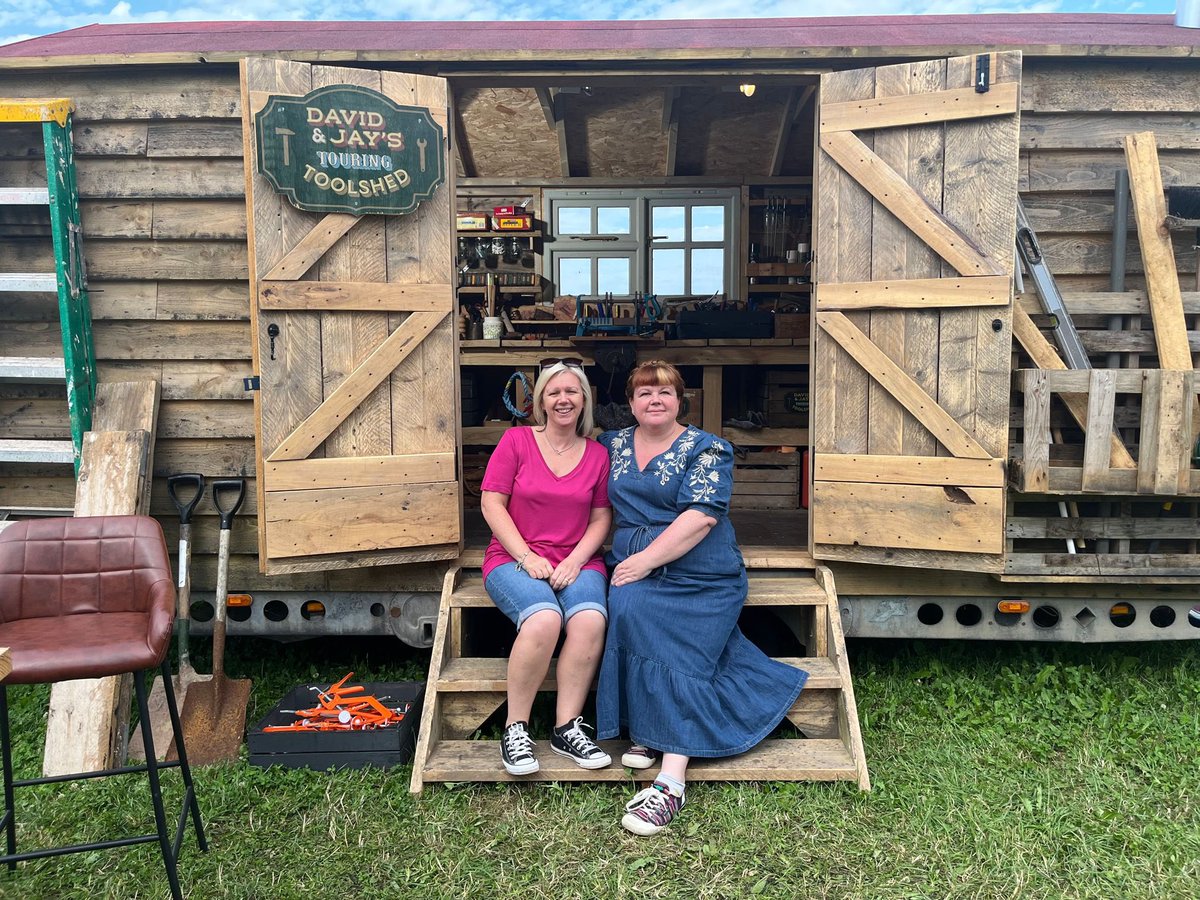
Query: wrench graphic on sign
416 137 427 173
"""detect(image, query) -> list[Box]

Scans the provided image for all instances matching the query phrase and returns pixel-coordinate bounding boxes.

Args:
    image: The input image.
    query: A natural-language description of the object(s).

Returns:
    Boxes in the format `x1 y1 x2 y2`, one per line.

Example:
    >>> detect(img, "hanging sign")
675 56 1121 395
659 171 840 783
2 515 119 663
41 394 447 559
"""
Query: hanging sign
255 84 445 216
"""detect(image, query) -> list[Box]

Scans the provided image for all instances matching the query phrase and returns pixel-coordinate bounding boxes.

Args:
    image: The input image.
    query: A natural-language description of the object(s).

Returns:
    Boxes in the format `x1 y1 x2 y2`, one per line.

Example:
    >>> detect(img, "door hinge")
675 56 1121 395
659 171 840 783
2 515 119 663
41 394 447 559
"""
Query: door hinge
975 55 991 93
243 375 260 392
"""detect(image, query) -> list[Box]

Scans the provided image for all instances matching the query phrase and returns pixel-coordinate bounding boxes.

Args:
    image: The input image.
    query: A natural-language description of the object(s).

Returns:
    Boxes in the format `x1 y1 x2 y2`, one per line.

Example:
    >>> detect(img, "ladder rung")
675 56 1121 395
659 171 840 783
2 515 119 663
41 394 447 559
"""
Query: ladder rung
0 187 49 205
0 356 66 382
0 506 74 518
0 273 57 292
0 439 74 464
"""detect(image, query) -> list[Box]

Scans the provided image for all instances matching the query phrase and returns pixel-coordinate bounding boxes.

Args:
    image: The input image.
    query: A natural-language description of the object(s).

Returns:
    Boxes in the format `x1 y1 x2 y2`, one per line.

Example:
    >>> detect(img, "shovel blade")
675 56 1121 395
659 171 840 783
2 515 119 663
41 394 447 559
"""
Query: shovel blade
170 674 252 766
131 666 213 762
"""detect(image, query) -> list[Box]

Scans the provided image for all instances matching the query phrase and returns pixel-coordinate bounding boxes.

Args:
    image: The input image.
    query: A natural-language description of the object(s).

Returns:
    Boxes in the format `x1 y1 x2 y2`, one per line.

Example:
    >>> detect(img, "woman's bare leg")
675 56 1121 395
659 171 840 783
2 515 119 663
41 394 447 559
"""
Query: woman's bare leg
505 609 561 725
554 609 606 725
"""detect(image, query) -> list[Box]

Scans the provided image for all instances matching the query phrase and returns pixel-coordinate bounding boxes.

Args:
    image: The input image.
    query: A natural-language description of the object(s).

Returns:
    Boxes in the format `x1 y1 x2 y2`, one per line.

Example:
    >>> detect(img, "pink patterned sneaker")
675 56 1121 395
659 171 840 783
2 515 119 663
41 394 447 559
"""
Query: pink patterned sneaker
621 780 684 836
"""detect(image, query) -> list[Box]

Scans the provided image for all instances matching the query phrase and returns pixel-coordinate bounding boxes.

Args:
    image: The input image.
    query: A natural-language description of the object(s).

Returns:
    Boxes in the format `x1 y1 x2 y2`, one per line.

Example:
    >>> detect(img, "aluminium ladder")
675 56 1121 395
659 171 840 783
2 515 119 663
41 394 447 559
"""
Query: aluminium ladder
0 98 96 474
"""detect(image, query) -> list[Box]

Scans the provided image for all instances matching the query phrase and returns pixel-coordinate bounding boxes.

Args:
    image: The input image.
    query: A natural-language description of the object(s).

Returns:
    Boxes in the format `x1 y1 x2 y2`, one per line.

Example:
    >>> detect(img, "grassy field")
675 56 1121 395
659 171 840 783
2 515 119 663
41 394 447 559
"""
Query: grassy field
1 636 1198 899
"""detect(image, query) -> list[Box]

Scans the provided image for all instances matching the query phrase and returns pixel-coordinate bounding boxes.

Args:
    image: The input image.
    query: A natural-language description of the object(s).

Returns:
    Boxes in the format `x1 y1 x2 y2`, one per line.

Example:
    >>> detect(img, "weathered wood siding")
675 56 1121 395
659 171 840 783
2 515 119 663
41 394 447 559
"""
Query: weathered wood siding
2 56 1198 595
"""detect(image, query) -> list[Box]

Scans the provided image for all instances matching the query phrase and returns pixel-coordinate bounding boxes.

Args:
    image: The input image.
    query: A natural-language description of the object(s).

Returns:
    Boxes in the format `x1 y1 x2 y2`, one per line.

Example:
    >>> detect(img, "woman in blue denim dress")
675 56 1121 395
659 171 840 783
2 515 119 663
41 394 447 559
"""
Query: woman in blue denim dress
597 361 808 836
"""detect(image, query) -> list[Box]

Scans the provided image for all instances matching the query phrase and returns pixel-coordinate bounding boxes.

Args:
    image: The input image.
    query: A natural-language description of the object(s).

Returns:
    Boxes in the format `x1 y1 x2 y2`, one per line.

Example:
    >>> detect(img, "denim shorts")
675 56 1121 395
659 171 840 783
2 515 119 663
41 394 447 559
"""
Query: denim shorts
484 563 608 630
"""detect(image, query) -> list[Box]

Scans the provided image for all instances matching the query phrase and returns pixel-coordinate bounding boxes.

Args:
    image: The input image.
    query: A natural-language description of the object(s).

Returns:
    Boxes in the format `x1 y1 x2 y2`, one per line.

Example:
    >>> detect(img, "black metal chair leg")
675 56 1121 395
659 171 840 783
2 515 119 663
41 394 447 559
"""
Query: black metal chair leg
135 670 183 900
159 660 207 852
0 686 15 870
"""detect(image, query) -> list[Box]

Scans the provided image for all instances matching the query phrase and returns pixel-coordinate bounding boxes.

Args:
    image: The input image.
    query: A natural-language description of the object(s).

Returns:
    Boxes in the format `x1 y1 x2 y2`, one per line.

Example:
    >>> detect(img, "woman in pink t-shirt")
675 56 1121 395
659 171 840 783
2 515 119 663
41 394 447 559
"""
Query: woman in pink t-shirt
480 358 612 776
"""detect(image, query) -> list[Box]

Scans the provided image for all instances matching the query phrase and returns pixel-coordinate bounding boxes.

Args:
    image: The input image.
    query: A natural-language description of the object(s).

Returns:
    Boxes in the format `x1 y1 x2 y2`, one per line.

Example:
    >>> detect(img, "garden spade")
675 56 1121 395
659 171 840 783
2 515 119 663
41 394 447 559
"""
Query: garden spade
170 477 251 765
132 473 208 761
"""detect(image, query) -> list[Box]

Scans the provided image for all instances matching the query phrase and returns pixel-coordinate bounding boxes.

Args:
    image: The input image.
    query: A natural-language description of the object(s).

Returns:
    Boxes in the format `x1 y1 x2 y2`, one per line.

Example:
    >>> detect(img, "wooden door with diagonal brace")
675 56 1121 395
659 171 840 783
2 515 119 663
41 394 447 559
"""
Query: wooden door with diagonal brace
242 59 461 575
811 53 1022 574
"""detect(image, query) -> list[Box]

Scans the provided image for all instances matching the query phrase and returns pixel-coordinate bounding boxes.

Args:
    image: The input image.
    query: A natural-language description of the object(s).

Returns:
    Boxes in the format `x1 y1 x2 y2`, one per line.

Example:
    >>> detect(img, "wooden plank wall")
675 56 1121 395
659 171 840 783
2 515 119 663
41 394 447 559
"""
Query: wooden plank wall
1 57 1198 597
0 63 445 594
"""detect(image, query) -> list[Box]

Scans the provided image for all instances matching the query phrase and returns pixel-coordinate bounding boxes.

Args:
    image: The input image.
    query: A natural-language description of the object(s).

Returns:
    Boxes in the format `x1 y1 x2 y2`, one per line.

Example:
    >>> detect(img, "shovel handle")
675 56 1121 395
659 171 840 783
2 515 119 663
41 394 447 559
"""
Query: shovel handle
212 478 246 530
167 473 205 525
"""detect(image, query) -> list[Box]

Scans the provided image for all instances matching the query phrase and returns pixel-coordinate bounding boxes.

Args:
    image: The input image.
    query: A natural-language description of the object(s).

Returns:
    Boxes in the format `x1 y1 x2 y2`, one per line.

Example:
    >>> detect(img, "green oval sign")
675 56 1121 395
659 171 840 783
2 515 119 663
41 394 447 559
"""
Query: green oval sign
255 84 445 216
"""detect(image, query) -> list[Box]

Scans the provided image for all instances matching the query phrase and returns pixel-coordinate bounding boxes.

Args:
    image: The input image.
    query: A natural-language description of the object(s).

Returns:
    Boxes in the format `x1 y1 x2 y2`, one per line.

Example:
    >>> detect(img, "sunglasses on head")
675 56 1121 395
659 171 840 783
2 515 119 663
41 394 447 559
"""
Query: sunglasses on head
539 357 584 369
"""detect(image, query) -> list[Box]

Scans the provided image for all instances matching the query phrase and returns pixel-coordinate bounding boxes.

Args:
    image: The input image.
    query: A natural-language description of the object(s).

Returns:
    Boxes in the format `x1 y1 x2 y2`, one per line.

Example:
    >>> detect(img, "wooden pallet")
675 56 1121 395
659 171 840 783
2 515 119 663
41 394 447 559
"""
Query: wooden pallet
409 560 869 792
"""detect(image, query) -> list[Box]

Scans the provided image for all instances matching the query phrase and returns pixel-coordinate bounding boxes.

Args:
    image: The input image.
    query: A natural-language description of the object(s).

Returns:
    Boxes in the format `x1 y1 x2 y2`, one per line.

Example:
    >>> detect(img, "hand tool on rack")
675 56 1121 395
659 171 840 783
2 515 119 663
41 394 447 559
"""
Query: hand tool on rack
171 477 252 765
132 474 209 761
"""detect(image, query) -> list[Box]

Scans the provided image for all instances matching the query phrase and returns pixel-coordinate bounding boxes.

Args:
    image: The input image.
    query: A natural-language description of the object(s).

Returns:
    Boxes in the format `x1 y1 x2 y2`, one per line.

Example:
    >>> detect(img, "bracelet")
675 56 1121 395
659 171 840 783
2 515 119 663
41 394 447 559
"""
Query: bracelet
514 551 531 573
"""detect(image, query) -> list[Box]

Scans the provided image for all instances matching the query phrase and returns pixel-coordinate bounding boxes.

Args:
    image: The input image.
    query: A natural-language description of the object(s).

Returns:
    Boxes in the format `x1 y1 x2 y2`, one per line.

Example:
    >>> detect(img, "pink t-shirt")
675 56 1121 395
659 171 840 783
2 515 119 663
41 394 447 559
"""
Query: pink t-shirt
480 426 611 580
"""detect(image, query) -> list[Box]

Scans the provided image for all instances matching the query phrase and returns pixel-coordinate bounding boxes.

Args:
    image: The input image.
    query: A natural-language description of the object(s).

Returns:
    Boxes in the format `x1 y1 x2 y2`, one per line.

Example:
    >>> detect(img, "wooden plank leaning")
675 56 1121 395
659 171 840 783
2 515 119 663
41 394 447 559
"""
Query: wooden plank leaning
1124 131 1200 443
42 380 161 777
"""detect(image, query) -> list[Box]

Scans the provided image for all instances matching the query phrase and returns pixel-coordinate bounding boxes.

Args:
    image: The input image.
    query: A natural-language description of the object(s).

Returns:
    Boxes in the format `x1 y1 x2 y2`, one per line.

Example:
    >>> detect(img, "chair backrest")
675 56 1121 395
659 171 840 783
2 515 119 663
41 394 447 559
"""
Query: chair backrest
0 516 174 624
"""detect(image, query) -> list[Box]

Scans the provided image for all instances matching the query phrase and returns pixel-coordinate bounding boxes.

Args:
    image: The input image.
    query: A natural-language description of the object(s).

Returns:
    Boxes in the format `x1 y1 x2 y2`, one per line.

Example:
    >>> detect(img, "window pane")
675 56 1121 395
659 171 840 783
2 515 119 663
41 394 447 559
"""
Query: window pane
596 207 630 234
691 206 725 242
597 258 631 295
651 248 685 295
652 206 685 243
558 257 592 295
691 249 724 295
557 207 591 235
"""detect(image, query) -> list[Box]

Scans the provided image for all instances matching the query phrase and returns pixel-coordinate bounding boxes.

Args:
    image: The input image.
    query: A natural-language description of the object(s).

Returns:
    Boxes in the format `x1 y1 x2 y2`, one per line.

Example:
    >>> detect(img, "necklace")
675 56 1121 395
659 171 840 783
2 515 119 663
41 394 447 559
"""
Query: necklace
543 432 579 455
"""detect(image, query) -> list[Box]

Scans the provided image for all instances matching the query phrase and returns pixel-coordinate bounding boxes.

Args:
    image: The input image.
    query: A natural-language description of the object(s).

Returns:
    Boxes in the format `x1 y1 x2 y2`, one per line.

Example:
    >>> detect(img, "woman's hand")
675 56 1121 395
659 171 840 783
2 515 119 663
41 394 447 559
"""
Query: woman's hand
611 552 654 587
523 553 554 580
549 558 583 591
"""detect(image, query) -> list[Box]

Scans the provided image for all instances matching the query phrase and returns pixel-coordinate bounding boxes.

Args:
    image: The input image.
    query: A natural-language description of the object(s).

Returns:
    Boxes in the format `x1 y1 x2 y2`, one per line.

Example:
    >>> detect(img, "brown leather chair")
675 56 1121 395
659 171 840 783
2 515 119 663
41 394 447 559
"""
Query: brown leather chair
0 515 205 900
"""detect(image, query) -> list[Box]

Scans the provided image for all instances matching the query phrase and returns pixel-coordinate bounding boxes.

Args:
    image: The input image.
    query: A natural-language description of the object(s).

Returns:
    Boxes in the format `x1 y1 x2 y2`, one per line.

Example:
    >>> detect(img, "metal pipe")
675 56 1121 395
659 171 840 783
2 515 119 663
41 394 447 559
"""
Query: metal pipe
1178 1 1200 28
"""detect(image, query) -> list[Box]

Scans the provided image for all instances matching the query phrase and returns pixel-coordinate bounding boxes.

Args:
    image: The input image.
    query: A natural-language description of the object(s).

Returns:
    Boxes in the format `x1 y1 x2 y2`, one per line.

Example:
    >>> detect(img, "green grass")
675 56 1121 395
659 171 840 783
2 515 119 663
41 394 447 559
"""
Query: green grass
1 638 1198 899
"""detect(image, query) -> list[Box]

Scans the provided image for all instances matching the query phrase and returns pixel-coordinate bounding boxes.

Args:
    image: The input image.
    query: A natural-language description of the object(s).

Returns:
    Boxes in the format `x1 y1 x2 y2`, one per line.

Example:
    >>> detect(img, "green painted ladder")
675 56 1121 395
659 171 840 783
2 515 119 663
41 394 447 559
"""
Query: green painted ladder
0 98 96 472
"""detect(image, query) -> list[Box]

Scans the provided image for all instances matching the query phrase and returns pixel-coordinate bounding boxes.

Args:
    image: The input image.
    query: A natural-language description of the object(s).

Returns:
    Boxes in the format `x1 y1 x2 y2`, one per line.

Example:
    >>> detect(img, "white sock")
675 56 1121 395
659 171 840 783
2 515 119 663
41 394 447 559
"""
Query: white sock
655 773 685 797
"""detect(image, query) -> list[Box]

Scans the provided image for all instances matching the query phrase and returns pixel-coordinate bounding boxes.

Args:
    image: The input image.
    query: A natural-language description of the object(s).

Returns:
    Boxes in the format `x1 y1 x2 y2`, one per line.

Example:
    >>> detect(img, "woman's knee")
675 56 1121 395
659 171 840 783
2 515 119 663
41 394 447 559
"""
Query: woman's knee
518 608 563 646
565 608 607 642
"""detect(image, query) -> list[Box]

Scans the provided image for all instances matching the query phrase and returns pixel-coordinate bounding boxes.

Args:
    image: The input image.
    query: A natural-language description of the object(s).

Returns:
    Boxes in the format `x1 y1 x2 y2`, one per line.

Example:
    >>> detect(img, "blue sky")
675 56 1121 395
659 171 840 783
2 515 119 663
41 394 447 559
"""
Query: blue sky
0 1 1176 49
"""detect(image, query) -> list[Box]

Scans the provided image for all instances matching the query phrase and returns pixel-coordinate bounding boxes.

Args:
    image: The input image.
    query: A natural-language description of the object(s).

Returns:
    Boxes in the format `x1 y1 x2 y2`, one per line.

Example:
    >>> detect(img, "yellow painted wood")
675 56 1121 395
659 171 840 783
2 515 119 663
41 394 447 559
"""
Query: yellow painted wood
0 97 73 126
261 212 360 281
263 481 460 557
264 453 456 490
259 281 454 312
815 453 1004 487
817 311 991 459
266 310 444 461
817 276 1011 310
813 481 1004 555
820 131 1006 277
820 82 1019 133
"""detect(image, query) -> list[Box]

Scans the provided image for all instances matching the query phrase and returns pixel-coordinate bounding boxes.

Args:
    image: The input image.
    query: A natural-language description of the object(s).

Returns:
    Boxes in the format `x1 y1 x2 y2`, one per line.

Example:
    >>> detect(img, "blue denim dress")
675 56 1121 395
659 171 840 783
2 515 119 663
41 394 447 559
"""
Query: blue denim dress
595 426 808 757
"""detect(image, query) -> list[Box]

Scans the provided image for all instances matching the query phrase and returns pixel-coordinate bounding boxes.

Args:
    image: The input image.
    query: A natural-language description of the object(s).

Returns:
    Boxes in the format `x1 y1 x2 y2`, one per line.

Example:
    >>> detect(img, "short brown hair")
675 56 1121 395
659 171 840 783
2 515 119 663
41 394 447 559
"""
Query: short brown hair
626 360 685 400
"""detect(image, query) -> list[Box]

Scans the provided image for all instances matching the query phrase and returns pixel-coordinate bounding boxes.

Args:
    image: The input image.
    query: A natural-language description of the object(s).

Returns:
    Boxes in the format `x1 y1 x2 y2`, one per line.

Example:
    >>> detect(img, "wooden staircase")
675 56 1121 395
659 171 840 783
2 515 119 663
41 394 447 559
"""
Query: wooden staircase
410 555 870 792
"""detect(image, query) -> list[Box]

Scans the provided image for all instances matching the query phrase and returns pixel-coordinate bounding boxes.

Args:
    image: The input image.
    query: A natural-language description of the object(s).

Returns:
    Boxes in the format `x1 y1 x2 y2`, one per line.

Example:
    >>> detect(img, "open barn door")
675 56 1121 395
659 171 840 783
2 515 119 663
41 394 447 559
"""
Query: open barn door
810 53 1022 574
241 59 461 575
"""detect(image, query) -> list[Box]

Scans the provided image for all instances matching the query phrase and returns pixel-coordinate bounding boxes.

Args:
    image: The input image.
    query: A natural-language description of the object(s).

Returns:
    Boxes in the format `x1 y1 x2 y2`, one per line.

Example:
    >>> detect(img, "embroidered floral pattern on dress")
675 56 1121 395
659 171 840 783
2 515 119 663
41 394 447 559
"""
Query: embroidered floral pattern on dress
652 428 699 485
608 427 635 480
687 441 725 504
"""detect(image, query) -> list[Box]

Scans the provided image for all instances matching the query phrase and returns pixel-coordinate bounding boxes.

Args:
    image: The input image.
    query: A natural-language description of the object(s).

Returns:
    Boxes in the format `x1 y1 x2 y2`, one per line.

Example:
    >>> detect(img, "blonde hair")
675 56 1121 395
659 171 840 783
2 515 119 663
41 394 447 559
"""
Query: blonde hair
531 363 594 437
625 359 685 400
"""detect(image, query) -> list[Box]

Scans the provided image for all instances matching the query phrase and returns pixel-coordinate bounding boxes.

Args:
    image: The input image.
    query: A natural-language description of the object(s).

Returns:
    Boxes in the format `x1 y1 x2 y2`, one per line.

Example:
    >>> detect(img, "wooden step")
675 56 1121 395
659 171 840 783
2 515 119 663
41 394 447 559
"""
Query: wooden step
437 655 840 692
0 273 56 292
0 355 66 382
0 439 74 464
448 571 828 608
455 547 817 570
420 737 858 784
0 187 50 205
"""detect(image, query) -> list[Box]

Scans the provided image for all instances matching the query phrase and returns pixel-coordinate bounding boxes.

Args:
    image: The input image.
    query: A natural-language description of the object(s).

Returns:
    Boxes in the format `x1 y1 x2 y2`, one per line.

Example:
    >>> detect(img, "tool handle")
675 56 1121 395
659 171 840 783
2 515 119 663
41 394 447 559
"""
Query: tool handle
212 478 246 529
177 521 193 669
212 526 231 678
167 473 205 524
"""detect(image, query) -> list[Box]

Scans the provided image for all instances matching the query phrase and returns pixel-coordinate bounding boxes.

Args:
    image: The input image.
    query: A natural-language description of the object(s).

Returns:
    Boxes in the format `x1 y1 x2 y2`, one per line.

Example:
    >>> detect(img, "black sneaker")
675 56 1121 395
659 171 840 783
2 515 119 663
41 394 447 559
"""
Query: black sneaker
550 716 612 769
501 721 539 775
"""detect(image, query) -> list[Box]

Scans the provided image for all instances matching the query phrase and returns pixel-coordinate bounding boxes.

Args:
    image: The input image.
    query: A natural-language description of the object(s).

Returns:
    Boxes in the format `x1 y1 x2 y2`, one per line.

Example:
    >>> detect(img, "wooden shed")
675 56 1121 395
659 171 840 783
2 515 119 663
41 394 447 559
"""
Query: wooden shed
2 14 1199 652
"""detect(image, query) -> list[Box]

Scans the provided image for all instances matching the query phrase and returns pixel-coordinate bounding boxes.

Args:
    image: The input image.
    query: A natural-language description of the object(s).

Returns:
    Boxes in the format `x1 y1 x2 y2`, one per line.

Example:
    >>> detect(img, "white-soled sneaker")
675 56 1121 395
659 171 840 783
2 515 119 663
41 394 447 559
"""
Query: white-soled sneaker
501 721 539 775
621 780 685 836
550 716 611 769
620 743 659 770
